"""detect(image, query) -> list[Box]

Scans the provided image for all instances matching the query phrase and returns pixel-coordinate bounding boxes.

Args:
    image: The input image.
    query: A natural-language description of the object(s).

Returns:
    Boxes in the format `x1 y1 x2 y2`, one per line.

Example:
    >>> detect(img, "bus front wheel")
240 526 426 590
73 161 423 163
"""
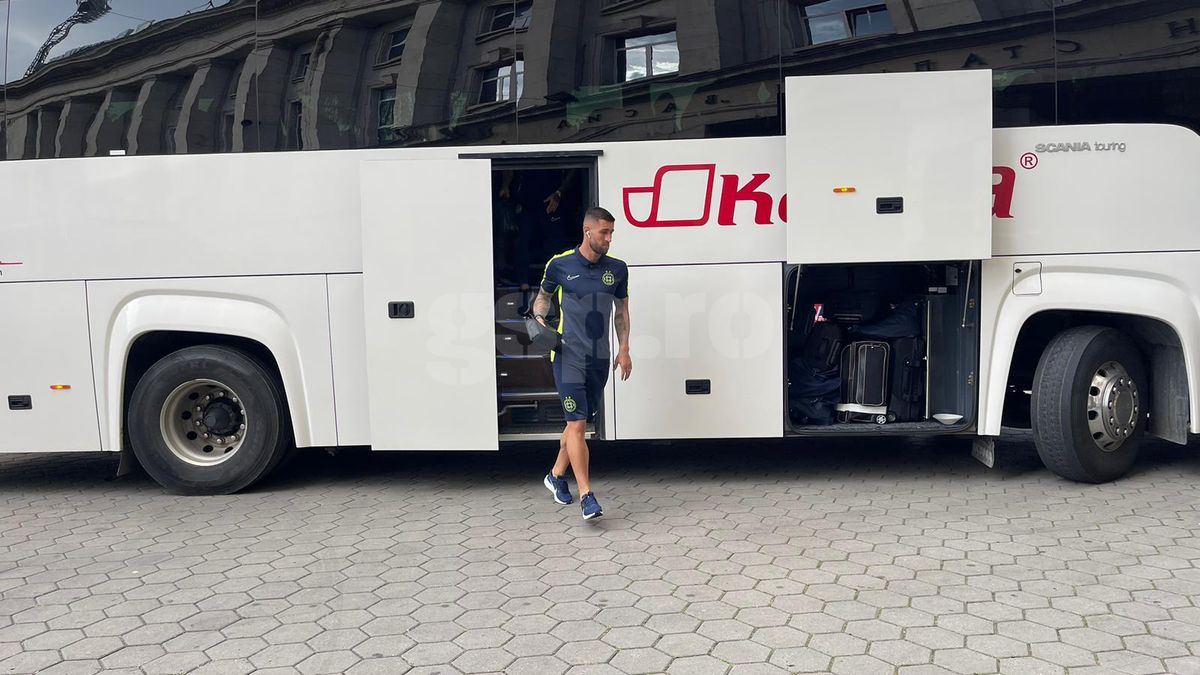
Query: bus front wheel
1031 326 1146 483
128 345 291 495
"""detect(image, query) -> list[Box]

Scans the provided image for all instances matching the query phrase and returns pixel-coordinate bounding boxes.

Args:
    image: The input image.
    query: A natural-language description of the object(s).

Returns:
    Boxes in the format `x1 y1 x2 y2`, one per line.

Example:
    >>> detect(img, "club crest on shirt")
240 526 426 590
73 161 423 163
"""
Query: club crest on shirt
602 270 615 286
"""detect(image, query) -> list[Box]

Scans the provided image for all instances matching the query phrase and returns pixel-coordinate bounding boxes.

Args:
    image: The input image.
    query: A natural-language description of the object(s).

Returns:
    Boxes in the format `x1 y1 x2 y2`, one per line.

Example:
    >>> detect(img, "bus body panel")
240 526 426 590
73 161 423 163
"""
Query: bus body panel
992 124 1200 256
612 262 785 440
0 282 100 453
328 274 371 447
0 152 366 283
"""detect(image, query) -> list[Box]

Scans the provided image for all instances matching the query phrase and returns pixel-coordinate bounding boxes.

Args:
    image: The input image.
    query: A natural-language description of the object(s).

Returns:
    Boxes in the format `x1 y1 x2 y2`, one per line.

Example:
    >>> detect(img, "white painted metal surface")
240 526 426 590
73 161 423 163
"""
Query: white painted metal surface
360 159 499 450
0 282 100 452
785 71 993 264
327 274 371 447
1012 262 1042 296
992 124 1200 256
0 152 366 282
613 263 784 440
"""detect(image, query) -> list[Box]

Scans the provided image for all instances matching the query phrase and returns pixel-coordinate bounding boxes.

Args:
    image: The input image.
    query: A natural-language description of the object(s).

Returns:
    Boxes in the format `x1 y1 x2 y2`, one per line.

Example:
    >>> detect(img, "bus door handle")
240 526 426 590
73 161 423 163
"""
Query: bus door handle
388 301 415 319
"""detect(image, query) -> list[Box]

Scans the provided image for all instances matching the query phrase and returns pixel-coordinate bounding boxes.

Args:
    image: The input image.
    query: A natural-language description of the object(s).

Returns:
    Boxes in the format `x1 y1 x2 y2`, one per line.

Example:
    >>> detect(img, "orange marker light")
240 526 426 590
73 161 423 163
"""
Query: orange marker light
833 187 857 193
50 385 71 391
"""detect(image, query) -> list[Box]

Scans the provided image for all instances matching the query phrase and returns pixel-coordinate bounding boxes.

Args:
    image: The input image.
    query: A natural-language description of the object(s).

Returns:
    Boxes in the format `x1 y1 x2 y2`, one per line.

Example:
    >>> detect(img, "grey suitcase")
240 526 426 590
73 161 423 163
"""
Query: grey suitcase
837 341 890 423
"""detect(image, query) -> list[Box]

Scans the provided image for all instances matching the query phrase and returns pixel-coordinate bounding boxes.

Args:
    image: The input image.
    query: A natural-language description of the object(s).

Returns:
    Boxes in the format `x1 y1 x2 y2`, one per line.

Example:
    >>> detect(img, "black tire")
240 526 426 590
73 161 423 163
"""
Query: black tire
1031 326 1146 483
128 345 292 495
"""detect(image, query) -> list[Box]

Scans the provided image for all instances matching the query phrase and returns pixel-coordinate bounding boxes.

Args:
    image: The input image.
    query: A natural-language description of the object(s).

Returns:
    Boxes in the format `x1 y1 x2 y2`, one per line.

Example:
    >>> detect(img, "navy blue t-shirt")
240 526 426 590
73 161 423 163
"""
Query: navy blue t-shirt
541 247 629 360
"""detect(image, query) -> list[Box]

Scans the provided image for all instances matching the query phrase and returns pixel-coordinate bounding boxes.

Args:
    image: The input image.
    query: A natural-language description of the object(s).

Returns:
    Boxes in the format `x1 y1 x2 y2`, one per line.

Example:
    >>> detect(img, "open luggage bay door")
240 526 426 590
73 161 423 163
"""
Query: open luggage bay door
785 71 993 264
360 158 499 450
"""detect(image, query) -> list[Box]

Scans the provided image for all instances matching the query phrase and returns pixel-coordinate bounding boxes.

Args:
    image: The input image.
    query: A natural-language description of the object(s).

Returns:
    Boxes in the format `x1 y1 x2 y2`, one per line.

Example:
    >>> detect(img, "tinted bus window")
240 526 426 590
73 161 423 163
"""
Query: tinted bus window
1 0 8 160
5 0 254 160
1056 0 1200 133
780 0 1055 129
267 0 524 150
1 1 1198 161
516 0 785 145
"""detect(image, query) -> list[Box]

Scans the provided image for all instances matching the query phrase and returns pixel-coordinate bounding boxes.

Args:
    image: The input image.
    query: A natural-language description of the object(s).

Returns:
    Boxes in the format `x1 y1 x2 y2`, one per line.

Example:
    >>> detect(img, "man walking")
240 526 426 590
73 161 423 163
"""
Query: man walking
532 207 631 520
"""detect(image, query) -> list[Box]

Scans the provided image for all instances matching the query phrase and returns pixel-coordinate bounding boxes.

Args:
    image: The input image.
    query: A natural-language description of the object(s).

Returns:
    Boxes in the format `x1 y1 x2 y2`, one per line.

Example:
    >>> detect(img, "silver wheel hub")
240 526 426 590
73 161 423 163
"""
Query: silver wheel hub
160 379 248 466
1086 361 1138 452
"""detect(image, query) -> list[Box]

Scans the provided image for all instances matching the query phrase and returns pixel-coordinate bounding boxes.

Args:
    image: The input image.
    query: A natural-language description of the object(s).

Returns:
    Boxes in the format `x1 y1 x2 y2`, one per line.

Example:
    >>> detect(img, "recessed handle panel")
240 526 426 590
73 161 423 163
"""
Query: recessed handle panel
388 301 415 319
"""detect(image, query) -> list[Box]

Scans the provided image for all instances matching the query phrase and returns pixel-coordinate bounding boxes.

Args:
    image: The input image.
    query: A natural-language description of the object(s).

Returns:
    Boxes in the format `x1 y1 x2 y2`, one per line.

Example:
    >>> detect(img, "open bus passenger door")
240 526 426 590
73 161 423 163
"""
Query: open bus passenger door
360 159 499 450
784 71 993 264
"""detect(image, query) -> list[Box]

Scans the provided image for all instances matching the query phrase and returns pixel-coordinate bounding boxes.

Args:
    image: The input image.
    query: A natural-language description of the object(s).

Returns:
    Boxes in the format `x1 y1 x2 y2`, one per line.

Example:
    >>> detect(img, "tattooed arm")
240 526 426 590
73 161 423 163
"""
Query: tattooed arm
614 297 631 380
532 288 553 327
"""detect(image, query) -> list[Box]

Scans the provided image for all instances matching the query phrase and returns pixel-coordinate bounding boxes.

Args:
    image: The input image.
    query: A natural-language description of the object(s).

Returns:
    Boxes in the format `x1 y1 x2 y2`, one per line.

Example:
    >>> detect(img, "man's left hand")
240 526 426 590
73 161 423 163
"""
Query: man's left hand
614 351 632 381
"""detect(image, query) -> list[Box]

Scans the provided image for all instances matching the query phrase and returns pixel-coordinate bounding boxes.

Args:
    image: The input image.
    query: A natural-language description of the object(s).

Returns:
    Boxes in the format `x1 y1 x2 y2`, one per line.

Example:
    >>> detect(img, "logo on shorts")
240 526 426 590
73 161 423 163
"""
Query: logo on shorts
563 396 577 413
602 270 615 286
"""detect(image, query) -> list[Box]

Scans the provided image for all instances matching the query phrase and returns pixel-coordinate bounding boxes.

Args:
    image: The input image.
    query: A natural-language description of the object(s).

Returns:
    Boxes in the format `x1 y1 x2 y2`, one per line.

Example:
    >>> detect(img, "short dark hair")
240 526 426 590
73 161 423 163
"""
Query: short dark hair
585 206 616 223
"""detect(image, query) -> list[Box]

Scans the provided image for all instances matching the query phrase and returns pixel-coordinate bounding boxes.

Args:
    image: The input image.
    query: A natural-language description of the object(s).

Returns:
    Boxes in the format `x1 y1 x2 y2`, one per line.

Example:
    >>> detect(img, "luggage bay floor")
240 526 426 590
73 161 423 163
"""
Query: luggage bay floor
787 420 969 436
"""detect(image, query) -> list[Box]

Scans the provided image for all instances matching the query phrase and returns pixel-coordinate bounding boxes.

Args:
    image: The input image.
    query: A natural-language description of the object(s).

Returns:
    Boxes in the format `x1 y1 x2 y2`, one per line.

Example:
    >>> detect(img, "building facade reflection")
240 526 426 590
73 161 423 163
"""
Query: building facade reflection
1 0 1197 161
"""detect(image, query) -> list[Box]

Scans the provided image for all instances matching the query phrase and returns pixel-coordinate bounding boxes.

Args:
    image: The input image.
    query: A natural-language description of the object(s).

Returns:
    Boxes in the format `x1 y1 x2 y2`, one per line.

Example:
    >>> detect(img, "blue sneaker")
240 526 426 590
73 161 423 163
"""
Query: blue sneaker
581 492 603 520
544 472 572 505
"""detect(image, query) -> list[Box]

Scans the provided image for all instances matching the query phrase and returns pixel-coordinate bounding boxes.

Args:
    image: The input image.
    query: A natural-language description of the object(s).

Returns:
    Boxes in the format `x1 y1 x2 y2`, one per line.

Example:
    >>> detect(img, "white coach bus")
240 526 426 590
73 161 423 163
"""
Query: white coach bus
1 70 1197 493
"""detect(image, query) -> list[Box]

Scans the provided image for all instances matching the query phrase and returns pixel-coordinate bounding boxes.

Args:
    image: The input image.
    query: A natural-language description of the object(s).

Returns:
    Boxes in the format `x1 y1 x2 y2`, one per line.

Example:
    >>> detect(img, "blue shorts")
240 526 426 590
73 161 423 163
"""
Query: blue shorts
552 352 609 422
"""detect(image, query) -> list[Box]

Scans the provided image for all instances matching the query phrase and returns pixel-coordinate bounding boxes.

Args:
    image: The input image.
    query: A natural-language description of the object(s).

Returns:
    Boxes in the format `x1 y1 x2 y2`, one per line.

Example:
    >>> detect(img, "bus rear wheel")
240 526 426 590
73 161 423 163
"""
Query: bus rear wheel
128 345 291 495
1031 326 1145 483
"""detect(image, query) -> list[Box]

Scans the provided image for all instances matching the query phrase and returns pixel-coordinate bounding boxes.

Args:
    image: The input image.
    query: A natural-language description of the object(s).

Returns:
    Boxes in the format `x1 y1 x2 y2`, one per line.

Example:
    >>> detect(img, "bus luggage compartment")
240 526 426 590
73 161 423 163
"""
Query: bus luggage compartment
786 262 978 435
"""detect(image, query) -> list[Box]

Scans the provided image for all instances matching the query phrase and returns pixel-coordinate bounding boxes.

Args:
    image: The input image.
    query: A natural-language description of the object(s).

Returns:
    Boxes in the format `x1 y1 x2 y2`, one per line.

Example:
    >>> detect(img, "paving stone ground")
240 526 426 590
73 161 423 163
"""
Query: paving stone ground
0 432 1199 674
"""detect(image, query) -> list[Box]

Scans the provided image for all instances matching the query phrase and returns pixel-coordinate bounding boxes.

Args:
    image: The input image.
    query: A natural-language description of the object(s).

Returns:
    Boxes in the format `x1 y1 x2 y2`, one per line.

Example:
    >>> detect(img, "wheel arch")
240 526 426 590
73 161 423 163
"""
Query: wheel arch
982 266 1195 443
102 294 315 452
124 331 290 432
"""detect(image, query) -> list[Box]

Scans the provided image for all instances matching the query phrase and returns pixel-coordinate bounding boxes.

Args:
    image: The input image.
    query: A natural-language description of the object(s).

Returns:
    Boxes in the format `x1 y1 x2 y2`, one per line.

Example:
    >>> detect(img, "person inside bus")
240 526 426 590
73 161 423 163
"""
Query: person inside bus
498 168 577 287
532 207 632 520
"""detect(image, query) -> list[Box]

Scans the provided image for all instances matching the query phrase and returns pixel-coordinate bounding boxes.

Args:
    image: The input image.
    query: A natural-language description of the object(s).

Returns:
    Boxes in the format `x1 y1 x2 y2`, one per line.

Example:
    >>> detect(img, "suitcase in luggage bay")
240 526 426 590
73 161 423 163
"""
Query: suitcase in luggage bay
787 312 844 426
889 337 926 422
837 341 889 423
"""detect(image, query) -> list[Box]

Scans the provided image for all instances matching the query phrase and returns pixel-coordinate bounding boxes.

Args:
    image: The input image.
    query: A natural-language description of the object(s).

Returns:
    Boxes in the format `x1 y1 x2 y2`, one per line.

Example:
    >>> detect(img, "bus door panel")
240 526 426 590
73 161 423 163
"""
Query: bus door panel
359 159 499 450
784 71 993 264
612 263 784 440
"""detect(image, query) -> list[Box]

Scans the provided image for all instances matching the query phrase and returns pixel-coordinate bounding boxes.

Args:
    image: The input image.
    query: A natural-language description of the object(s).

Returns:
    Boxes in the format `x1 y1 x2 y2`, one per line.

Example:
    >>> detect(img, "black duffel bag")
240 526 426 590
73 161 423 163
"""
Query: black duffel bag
524 314 563 355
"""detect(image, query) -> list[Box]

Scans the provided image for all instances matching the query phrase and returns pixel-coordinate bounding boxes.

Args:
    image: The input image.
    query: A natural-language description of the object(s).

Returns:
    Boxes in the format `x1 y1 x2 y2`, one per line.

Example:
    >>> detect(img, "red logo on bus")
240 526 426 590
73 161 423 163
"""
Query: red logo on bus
623 164 717 227
624 164 784 228
993 167 1016 219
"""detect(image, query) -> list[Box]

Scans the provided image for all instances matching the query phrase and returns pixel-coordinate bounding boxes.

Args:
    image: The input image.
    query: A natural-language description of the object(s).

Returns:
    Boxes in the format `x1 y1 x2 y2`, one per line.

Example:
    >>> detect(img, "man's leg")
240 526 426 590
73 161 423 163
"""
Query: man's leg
564 420 590 495
551 429 570 477
550 355 571 478
574 365 604 519
543 426 574 505
569 395 601 519
573 356 607 498
544 354 580 505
